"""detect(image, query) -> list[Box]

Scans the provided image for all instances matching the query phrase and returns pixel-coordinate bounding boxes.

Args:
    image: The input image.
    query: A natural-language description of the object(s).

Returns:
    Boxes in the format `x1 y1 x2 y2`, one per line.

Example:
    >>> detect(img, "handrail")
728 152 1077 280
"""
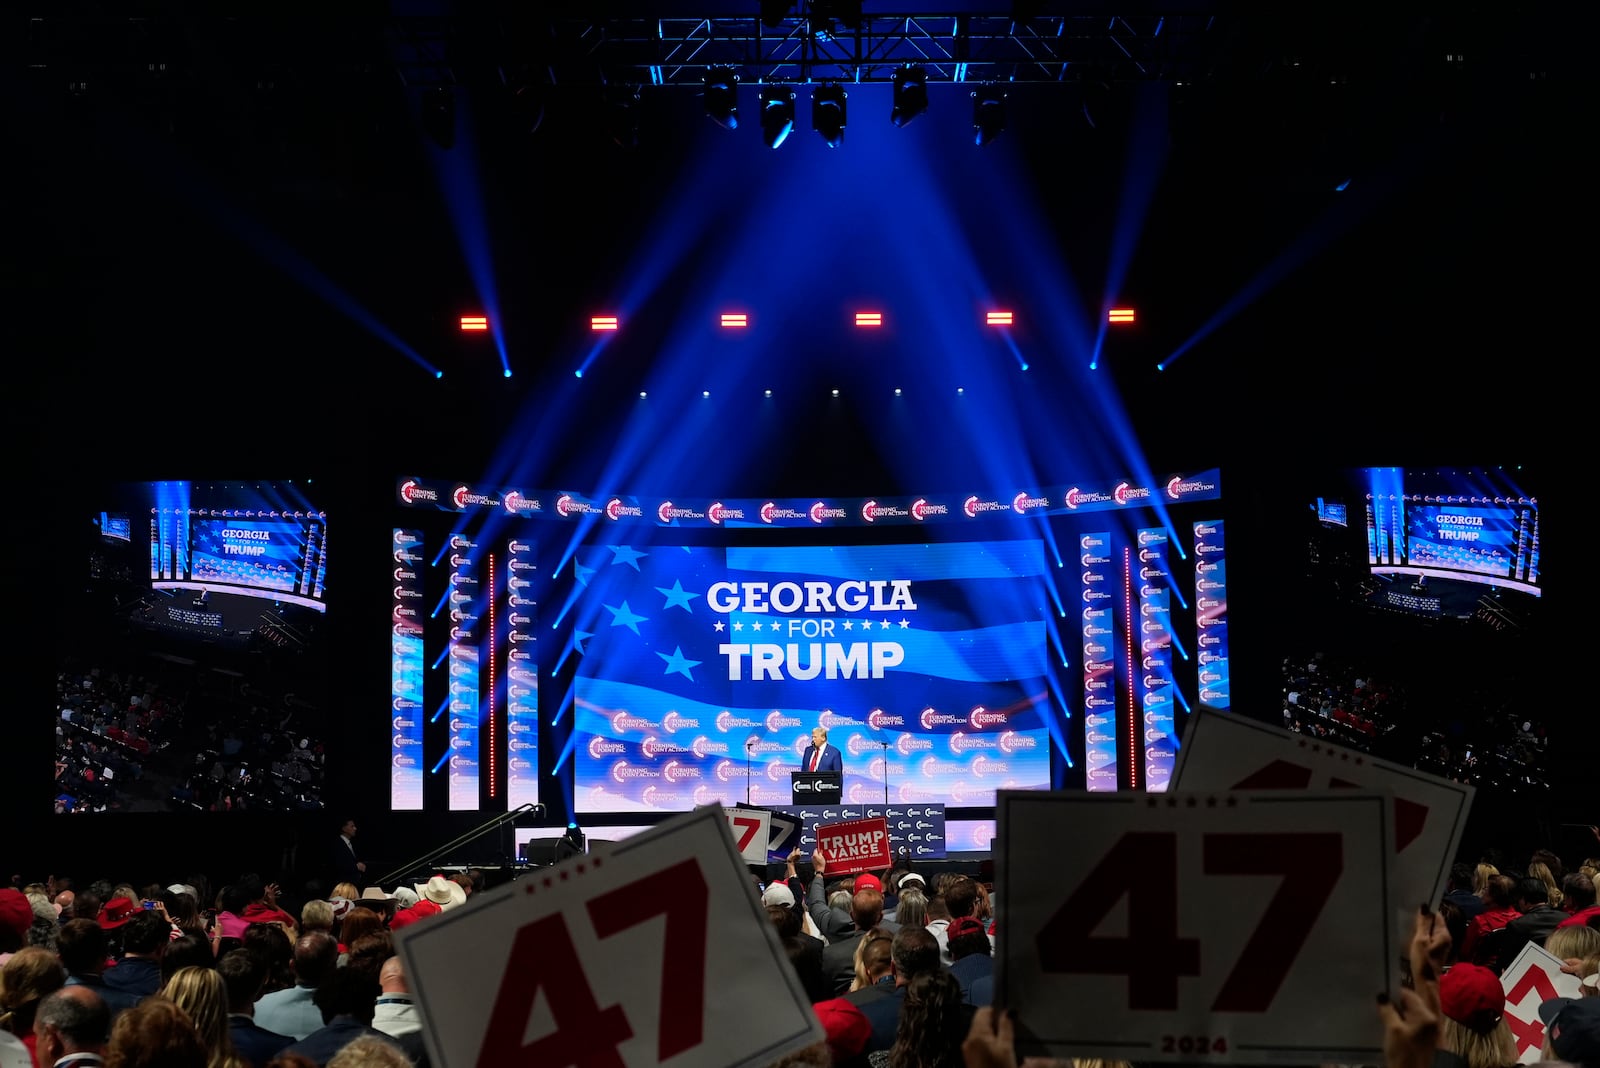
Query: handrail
373 803 542 886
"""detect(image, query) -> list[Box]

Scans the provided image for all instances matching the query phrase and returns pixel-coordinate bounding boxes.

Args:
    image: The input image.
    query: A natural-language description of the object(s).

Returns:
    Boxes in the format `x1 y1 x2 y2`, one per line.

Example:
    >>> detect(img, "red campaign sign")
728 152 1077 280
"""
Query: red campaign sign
396 807 823 1068
814 816 891 876
1171 706 1473 937
997 789 1396 1065
1498 941 1582 1064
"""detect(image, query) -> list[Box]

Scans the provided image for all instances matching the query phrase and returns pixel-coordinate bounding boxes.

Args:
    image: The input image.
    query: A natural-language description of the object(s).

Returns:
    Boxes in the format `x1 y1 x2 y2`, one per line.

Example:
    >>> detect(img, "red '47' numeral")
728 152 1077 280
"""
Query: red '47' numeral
477 859 710 1065
731 815 764 852
1037 831 1342 1013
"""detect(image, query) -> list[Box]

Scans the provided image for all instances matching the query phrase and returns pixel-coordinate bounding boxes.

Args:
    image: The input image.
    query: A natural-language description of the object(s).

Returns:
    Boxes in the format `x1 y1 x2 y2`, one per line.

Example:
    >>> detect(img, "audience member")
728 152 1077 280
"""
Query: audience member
102 912 168 1002
253 933 337 1041
946 918 994 1005
103 994 207 1068
217 950 293 1068
869 969 968 1068
162 966 247 1068
0 946 67 1064
1436 962 1517 1068
34 986 111 1068
279 969 400 1066
58 920 142 1020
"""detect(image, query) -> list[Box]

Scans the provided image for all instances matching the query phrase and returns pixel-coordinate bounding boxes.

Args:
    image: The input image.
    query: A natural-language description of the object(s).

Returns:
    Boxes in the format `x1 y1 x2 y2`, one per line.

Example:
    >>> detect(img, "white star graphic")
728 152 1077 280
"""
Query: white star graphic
713 621 725 632
879 619 891 630
732 620 744 632
770 621 783 631
842 620 853 630
899 619 910 628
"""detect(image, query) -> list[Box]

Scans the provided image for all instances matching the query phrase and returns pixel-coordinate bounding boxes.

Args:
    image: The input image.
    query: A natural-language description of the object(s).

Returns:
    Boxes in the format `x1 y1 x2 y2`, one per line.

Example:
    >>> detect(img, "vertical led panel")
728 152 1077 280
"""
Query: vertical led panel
391 529 426 810
448 537 482 810
1193 519 1230 711
505 537 539 810
1080 531 1117 791
1135 528 1175 791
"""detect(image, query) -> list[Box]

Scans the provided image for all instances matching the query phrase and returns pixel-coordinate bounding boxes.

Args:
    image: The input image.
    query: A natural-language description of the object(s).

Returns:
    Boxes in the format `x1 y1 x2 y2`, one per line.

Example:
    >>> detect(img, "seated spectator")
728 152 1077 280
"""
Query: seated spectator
254 932 337 1041
0 946 67 1063
217 949 293 1068
242 924 295 998
1501 877 1566 957
321 1034 411 1068
104 911 171 1002
59 918 144 1020
279 969 401 1066
946 918 994 1005
1437 962 1517 1068
892 888 929 931
162 934 219 985
1559 873 1600 929
162 965 246 1068
333 910 384 963
868 969 968 1068
105 993 209 1068
1462 875 1520 963
1531 860 1565 909
1545 924 1600 968
34 986 112 1068
0 890 35 966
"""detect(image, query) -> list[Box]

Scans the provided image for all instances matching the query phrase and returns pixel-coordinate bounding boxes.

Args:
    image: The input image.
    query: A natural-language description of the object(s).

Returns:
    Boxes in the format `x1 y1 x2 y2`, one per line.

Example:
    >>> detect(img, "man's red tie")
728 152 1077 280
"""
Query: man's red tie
810 749 819 772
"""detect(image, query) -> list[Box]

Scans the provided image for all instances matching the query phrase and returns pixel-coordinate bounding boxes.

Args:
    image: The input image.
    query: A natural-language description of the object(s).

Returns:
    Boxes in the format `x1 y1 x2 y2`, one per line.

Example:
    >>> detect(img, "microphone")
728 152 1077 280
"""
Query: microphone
746 737 757 749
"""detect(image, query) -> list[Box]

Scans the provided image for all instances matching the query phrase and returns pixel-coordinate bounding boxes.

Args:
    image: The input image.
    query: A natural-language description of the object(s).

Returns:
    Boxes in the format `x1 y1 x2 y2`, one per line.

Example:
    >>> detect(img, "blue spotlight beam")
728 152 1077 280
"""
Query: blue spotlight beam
551 728 579 775
419 91 511 376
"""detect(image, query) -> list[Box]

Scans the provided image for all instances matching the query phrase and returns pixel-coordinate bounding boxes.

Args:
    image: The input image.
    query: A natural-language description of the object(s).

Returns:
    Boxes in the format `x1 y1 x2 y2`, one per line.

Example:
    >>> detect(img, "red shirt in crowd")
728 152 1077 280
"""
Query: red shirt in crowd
1460 905 1521 960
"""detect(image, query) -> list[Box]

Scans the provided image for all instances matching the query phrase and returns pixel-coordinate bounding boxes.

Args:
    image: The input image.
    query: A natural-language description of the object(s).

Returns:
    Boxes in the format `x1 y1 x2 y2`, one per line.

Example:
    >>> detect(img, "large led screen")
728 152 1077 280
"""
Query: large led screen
572 541 1053 814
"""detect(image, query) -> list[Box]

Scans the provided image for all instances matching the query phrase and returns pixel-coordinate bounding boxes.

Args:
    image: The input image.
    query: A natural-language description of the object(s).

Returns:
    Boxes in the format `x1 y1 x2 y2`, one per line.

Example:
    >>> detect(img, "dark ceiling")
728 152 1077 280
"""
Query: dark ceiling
11 8 1575 486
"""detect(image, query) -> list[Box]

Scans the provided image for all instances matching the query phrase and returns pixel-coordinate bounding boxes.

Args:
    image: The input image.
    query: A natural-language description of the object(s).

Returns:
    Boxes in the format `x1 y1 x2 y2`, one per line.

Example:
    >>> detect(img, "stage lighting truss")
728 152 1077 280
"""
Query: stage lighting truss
890 65 928 127
704 67 739 129
972 87 1006 146
812 83 847 147
759 85 796 149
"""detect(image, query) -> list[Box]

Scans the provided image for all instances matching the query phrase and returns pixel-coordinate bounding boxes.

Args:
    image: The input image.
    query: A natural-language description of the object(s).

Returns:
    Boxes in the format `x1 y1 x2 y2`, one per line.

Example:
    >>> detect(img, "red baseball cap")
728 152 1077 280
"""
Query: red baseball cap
854 874 883 893
1439 963 1504 1032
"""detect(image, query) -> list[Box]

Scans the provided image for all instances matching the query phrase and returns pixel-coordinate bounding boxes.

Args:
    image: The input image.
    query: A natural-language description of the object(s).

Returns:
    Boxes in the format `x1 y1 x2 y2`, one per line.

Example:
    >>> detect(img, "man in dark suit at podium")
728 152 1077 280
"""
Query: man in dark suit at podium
802 726 843 774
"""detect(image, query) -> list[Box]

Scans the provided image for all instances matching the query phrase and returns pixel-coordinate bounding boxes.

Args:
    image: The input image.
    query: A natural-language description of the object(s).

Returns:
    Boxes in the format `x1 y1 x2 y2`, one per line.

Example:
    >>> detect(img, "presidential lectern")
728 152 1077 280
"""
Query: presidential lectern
791 771 842 805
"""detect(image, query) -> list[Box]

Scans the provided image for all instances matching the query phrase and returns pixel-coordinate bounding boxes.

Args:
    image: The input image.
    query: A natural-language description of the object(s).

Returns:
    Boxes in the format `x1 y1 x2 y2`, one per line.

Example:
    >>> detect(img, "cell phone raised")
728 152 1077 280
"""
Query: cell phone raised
141 900 156 910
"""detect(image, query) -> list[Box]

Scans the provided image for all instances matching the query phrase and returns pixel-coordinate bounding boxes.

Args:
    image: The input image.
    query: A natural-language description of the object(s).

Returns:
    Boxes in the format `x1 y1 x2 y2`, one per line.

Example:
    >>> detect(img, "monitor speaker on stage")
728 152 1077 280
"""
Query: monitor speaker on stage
791 771 841 806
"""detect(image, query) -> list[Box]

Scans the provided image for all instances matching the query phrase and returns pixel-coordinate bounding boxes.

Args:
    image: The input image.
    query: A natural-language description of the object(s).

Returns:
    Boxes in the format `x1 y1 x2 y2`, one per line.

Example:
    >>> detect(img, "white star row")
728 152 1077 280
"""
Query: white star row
710 619 912 632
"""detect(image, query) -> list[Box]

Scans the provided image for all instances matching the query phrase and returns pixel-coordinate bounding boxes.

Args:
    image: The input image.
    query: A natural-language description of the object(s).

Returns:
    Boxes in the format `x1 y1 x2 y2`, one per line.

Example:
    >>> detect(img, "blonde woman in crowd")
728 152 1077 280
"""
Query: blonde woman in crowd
1531 860 1565 909
163 965 250 1068
1472 863 1498 896
895 888 929 930
1435 962 1518 1068
1547 924 1600 966
850 928 895 993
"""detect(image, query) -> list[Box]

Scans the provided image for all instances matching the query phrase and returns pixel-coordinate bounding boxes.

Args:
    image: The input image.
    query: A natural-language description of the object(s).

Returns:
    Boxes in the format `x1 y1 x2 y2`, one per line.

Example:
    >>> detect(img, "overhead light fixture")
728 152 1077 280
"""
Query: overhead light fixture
812 83 847 147
759 86 795 149
972 88 1006 146
890 66 928 127
705 67 738 130
420 87 455 150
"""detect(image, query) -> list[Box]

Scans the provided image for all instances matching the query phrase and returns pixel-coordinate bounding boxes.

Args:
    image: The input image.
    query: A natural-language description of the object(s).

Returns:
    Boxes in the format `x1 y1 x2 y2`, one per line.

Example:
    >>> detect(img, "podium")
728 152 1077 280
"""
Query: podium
790 771 842 805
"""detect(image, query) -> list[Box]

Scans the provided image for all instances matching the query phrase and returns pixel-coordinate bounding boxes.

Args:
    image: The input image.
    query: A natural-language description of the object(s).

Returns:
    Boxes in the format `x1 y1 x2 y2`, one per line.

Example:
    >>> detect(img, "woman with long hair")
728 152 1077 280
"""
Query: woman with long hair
1436 962 1517 1068
1546 924 1600 966
105 997 210 1068
162 965 249 1068
0 946 67 1064
1531 861 1565 909
869 969 968 1068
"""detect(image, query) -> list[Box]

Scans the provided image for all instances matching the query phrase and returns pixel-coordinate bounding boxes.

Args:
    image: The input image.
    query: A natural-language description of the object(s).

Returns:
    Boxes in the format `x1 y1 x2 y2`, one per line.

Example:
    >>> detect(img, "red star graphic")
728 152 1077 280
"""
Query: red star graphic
560 870 569 881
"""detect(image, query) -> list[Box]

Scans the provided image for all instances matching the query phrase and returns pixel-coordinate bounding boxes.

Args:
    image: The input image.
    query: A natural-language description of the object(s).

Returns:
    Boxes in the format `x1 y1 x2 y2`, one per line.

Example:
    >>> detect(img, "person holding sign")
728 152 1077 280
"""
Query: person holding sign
803 726 843 773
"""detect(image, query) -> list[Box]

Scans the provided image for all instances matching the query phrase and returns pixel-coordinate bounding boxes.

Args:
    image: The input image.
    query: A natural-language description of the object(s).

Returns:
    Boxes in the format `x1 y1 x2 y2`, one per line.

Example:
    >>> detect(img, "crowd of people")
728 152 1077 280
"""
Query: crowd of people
1280 648 1553 797
8 828 1600 1068
53 652 325 816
